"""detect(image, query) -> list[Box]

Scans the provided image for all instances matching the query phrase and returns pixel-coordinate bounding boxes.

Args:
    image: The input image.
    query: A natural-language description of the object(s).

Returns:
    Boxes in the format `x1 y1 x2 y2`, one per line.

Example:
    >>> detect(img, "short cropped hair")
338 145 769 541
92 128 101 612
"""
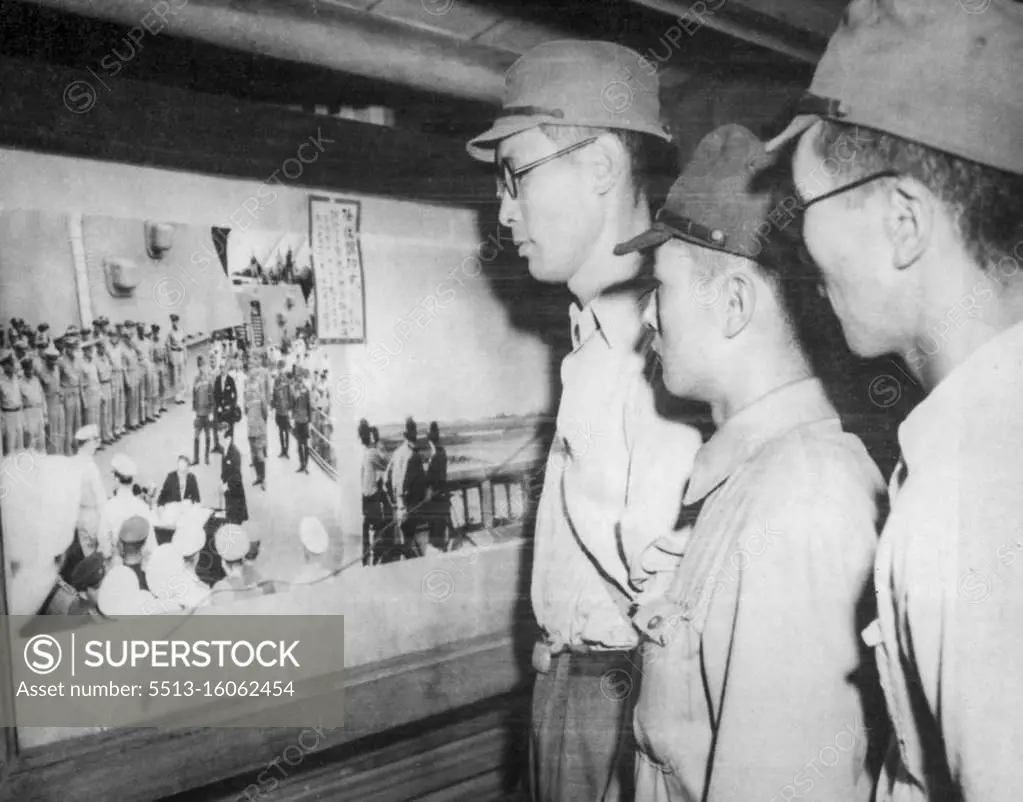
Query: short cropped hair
813 120 1023 275
538 124 652 204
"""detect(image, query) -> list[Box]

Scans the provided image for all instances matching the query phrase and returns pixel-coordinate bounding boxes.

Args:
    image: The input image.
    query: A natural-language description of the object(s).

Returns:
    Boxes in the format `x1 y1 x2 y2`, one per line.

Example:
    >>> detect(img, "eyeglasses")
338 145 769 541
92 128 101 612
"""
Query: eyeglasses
800 170 900 210
495 137 599 200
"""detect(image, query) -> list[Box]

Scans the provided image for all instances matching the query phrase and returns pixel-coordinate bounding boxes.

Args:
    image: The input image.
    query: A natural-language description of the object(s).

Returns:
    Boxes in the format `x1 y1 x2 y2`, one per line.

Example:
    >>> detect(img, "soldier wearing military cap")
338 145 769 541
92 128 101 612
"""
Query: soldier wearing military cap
97 453 153 566
38 343 63 454
57 333 83 455
466 39 702 800
146 323 164 416
120 321 141 430
290 365 312 475
0 349 22 456
244 362 270 490
117 515 151 589
18 354 46 452
218 406 248 525
134 323 155 424
767 2 1023 800
167 312 187 404
611 124 884 801
211 524 262 606
107 324 125 439
80 338 101 431
93 336 114 445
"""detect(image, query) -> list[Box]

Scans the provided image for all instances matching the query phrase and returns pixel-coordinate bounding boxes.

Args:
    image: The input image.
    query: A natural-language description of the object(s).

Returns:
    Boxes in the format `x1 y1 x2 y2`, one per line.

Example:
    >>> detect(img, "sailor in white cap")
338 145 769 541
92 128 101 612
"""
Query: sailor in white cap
96 452 153 565
97 564 154 618
291 516 331 585
71 423 107 568
3 452 81 615
144 543 189 614
172 522 215 608
211 523 263 606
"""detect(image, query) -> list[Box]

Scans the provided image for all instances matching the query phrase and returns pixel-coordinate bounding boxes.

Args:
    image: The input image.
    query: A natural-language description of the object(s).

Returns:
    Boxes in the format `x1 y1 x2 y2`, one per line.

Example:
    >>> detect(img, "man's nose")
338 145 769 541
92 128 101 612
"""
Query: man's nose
497 191 520 229
641 290 659 332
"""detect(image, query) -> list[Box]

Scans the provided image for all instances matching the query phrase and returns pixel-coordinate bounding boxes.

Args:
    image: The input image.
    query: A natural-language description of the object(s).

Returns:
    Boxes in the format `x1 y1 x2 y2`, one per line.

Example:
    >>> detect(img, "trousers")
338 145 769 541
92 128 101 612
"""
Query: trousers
529 648 638 802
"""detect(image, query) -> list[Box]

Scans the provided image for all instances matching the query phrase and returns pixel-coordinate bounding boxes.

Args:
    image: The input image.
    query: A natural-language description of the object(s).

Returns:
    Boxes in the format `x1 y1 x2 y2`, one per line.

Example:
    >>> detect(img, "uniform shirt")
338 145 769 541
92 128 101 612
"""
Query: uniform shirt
107 341 123 376
81 358 100 394
76 454 109 554
872 321 1023 802
291 383 312 424
167 327 185 353
0 373 21 410
532 292 702 650
38 362 61 400
271 374 292 416
96 352 112 383
97 485 155 563
244 383 268 440
19 374 44 409
385 440 424 507
362 444 388 497
121 341 137 377
58 354 79 391
193 373 215 417
631 378 883 802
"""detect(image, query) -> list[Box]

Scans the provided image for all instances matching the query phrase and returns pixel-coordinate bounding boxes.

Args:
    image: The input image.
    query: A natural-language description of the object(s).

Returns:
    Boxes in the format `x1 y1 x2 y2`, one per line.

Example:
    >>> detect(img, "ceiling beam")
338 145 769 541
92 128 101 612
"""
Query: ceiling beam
23 0 518 104
627 0 827 64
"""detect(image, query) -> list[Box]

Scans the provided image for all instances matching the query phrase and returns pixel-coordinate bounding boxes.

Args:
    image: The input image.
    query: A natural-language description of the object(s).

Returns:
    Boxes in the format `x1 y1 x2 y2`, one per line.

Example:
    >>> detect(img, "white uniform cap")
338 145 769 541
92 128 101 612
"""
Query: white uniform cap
2 454 82 615
74 424 100 442
215 524 249 562
145 544 186 600
173 522 206 557
111 453 137 478
299 517 328 555
97 565 141 616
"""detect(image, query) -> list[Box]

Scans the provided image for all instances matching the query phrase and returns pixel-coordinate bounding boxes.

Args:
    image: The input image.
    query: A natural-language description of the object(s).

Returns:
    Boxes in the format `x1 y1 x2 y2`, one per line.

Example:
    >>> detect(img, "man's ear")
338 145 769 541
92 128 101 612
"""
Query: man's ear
588 134 628 196
886 175 932 271
722 269 758 339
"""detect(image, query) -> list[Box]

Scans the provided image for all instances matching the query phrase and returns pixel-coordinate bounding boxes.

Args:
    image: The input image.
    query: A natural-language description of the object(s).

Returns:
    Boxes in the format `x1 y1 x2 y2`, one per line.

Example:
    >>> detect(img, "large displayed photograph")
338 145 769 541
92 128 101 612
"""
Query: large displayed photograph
0 210 343 628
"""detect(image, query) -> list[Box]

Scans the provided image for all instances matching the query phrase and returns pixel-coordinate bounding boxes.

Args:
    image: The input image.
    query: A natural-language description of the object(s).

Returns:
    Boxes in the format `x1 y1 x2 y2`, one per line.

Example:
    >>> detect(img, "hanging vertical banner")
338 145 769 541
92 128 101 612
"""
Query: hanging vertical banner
308 195 366 343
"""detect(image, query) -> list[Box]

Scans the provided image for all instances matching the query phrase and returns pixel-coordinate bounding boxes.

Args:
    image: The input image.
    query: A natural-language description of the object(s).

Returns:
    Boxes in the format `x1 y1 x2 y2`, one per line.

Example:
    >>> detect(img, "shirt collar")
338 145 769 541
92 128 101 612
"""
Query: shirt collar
683 377 839 504
568 290 646 353
900 320 1023 470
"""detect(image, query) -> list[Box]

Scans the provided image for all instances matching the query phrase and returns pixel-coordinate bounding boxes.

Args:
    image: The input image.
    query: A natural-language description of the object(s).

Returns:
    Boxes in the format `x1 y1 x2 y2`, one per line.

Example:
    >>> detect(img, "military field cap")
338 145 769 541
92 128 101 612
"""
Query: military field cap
767 0 1023 175
216 523 249 562
43 344 60 359
616 124 779 261
466 39 671 162
70 552 106 591
0 350 12 365
14 337 27 349
119 515 151 544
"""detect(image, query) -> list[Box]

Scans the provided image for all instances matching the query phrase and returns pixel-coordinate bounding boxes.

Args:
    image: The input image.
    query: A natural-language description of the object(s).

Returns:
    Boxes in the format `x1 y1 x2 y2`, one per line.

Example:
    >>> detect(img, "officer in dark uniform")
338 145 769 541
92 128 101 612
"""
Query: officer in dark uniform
212 358 238 453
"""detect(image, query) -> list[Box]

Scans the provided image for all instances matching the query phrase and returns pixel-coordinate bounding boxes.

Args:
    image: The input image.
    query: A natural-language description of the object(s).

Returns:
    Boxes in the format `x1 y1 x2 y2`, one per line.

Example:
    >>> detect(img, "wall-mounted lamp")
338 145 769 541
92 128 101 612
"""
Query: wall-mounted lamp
145 221 175 260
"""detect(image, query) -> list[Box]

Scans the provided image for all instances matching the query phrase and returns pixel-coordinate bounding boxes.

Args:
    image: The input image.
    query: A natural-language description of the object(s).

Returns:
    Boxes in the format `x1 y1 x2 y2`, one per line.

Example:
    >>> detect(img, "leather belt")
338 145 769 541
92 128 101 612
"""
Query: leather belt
531 639 635 675
2 407 22 412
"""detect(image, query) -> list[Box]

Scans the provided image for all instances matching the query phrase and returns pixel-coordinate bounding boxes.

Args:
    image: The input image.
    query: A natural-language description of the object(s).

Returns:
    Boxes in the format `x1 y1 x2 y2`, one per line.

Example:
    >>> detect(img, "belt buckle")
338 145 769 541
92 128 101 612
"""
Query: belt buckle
532 640 557 674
